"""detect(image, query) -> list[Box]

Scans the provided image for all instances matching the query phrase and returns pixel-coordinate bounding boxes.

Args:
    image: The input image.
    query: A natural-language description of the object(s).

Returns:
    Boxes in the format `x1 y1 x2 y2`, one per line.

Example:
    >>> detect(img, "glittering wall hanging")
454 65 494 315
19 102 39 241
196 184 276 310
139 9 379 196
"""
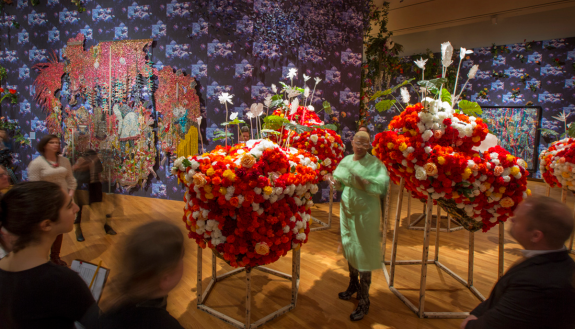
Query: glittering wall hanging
2 0 367 201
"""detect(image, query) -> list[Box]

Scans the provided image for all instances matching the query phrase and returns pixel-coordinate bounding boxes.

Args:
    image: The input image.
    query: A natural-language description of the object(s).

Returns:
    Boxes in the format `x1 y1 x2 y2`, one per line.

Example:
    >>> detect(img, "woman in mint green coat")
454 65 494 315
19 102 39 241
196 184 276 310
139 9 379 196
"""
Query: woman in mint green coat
331 131 389 321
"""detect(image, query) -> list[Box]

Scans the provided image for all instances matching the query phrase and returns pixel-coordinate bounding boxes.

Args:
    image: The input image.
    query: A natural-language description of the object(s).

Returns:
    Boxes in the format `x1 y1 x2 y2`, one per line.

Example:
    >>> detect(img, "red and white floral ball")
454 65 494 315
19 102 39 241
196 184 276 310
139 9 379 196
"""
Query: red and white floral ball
539 138 575 190
172 140 320 268
373 101 530 232
272 107 345 178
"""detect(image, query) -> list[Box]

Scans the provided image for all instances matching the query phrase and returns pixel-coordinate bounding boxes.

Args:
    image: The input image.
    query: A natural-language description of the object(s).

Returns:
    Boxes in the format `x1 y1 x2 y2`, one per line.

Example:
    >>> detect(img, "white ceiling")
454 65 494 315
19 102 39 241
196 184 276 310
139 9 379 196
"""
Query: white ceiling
372 0 575 55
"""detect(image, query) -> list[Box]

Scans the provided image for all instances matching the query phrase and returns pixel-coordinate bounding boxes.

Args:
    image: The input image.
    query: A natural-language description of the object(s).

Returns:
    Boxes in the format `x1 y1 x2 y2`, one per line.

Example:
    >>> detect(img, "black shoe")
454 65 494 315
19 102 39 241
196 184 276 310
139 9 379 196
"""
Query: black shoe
338 280 359 300
75 227 85 242
104 224 117 235
350 301 370 321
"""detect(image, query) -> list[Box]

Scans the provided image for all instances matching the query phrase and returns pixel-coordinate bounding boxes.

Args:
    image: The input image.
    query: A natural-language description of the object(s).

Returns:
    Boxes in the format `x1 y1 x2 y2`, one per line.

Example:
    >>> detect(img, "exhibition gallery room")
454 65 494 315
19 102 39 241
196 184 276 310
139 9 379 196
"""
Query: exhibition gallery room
3 0 575 328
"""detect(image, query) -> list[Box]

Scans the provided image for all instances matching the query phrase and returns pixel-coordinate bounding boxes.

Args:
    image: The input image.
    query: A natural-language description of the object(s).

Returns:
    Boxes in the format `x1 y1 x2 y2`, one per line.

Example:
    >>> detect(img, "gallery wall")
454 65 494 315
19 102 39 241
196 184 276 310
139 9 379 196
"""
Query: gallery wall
368 37 575 179
0 0 366 201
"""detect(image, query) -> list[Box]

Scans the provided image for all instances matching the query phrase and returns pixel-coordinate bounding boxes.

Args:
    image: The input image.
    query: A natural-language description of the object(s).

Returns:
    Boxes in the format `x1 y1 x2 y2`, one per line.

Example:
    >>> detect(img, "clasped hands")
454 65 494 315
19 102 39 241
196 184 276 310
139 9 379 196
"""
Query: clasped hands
328 173 370 190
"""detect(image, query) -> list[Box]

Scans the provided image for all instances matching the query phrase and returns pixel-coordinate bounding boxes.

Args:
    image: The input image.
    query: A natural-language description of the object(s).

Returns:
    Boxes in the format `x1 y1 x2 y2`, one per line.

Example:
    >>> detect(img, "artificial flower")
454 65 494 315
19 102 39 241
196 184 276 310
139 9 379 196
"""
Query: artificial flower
414 57 428 69
468 65 479 79
218 92 233 105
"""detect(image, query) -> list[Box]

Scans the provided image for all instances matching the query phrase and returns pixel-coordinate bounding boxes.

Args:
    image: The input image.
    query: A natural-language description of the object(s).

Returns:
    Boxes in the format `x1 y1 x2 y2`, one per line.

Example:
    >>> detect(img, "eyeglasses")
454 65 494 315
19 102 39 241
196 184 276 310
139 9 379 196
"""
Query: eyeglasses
353 140 370 148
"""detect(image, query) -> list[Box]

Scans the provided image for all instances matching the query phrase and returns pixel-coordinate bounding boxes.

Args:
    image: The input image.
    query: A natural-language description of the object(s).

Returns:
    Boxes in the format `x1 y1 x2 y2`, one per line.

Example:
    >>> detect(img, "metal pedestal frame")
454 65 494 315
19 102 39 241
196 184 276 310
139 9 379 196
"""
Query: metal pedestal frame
310 185 333 232
196 246 301 329
381 179 505 319
405 190 464 232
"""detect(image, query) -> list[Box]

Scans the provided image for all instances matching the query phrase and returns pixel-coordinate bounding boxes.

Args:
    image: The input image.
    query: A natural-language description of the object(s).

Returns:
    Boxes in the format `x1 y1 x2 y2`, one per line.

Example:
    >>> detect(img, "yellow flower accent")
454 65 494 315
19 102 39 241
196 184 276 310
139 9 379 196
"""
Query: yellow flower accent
406 167 414 173
499 187 506 193
240 154 256 168
485 191 492 197
452 191 460 198
510 166 520 175
205 193 214 199
527 189 532 196
399 168 405 172
500 197 514 208
299 228 305 233
398 142 408 152
372 149 377 155
402 127 408 133
263 186 273 195
492 193 502 199
472 136 480 143
462 167 472 179
387 142 394 149
437 156 445 165
206 167 215 176
485 182 491 189
219 187 227 195
204 185 213 193
562 171 571 178
410 129 417 136
223 169 236 181
423 163 438 176
506 154 515 161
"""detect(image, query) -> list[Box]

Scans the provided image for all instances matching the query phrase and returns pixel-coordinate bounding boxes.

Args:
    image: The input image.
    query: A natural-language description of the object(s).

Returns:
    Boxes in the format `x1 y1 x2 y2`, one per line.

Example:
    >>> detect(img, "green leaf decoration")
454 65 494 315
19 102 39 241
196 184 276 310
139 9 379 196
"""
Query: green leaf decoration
296 87 305 93
279 82 288 90
375 99 396 112
271 94 283 101
261 129 281 135
568 123 575 138
262 115 289 130
213 131 234 141
271 99 285 108
311 124 338 131
322 101 332 114
539 128 559 136
221 119 246 126
182 158 192 167
284 122 312 134
417 78 448 94
370 78 415 101
441 88 452 106
458 100 483 117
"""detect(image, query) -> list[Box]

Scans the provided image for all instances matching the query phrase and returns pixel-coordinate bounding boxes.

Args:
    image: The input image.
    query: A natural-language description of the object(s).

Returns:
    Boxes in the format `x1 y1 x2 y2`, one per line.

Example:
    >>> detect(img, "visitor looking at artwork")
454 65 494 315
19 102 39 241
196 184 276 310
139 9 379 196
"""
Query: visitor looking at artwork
27 134 77 267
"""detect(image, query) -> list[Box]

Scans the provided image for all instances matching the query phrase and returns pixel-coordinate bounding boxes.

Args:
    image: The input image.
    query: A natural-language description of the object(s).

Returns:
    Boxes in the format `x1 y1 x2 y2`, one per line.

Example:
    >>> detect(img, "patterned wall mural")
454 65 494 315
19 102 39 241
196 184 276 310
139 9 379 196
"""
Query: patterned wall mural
0 0 366 201
370 37 575 179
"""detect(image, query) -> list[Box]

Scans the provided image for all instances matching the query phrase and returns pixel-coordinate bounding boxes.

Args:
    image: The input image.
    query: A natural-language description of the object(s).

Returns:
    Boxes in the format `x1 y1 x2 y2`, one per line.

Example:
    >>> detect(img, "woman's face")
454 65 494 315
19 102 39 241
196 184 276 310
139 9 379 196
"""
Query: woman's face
53 190 80 234
352 137 369 157
46 138 61 155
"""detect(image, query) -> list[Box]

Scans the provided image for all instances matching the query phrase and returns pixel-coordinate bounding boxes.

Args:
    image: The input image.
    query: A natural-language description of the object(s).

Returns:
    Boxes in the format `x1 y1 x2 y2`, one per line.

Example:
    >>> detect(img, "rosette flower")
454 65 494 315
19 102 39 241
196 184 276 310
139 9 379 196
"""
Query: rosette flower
539 138 575 191
373 102 530 232
271 107 345 177
172 140 320 268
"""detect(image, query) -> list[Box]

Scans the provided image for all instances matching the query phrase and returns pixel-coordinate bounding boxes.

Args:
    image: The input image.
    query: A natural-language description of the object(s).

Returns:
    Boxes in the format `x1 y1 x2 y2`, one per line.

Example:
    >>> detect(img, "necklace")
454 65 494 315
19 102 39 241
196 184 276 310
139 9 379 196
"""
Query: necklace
43 156 59 168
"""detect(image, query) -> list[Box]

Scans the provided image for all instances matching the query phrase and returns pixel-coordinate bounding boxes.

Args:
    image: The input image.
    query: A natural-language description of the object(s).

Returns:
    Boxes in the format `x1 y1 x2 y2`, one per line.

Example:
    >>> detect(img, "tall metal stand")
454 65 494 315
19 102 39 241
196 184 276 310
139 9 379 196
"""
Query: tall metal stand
196 247 301 329
311 185 333 231
381 178 506 319
406 191 464 232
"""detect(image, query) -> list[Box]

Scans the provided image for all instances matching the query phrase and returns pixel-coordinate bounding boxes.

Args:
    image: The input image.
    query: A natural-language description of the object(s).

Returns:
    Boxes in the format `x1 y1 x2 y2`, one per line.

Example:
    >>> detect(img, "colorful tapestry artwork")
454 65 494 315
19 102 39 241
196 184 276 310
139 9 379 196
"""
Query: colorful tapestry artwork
479 107 541 175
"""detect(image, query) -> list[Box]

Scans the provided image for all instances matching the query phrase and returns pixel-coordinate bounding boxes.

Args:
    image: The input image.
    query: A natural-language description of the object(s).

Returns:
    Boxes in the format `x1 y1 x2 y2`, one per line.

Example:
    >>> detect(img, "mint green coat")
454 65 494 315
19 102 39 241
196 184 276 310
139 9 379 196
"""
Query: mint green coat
333 154 389 272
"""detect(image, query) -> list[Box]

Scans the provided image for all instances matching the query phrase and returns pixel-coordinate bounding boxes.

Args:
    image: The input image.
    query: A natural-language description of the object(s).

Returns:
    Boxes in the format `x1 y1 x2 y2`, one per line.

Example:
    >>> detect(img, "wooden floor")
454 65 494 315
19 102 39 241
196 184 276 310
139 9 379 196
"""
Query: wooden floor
62 181 575 329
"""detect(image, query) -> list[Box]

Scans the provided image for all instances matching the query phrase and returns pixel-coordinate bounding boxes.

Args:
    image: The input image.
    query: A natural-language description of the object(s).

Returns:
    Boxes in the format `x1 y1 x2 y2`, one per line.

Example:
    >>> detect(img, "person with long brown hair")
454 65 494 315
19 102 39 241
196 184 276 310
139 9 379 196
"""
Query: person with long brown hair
84 221 185 329
0 181 94 328
27 134 77 266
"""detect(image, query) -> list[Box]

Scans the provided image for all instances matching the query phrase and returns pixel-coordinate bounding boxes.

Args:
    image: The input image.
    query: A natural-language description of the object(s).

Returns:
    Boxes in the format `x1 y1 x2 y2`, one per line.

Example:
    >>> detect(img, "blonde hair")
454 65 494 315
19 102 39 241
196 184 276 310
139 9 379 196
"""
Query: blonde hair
100 221 184 312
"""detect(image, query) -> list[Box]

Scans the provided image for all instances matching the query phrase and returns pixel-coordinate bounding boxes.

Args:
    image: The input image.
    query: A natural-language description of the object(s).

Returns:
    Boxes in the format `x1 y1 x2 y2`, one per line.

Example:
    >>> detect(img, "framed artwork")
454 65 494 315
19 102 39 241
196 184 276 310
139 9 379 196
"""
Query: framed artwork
479 106 542 178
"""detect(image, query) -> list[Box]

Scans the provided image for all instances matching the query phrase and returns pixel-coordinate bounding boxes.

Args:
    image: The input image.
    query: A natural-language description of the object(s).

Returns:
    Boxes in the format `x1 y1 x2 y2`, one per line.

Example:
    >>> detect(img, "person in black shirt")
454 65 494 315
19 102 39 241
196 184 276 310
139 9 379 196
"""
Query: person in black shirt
0 181 95 329
84 221 185 329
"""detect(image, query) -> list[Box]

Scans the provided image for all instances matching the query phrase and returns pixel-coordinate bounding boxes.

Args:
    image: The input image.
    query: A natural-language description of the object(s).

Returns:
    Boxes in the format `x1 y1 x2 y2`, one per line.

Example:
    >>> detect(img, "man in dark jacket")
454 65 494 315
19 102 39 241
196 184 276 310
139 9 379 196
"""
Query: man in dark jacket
461 195 575 329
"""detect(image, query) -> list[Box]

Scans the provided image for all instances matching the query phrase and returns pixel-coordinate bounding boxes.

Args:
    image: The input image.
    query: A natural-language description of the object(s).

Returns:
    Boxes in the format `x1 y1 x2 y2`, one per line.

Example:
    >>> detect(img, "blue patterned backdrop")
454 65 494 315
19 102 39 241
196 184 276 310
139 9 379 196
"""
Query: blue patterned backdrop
0 0 366 201
369 37 575 179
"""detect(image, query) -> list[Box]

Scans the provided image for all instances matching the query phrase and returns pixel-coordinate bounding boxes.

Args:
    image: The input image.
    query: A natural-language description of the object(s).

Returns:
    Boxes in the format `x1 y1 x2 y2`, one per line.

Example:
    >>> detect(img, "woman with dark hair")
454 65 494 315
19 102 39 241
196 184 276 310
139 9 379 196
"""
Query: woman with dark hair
27 134 77 266
84 221 185 329
0 181 95 328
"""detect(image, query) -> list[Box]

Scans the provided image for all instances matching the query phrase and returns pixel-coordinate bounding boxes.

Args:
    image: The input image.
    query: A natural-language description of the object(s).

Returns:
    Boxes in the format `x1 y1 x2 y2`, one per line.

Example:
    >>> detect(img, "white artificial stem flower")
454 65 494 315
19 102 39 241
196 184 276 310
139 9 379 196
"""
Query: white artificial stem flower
271 84 277 93
287 68 298 86
304 86 310 98
290 98 299 115
218 92 233 105
303 74 310 82
414 57 428 100
400 87 410 104
230 112 238 120
441 41 454 75
457 64 480 102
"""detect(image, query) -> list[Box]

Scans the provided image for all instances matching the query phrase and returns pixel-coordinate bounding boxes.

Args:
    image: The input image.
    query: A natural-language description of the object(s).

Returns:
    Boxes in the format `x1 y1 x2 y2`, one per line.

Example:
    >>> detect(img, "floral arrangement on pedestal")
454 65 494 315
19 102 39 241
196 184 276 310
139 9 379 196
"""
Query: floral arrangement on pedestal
539 138 575 191
372 42 530 232
172 139 319 268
